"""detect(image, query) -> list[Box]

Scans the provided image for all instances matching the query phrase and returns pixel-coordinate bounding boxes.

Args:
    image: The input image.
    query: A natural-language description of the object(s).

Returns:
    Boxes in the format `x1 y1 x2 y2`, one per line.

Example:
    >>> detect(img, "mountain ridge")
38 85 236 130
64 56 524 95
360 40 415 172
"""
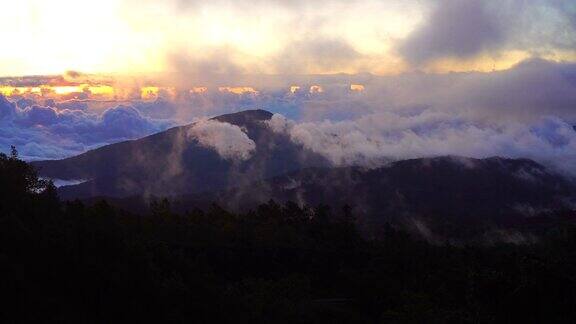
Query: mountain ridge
32 109 329 198
30 109 576 240
70 155 576 240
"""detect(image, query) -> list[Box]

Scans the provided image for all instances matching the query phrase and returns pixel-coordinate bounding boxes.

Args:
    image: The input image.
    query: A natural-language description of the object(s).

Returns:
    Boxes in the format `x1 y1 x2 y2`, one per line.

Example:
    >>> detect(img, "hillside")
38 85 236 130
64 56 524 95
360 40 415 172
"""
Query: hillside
32 110 329 198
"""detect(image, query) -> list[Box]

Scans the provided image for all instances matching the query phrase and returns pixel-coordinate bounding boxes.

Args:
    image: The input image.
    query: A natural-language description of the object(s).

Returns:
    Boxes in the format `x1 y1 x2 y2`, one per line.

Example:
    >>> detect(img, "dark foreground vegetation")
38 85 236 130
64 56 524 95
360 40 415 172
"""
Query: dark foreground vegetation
2 149 576 323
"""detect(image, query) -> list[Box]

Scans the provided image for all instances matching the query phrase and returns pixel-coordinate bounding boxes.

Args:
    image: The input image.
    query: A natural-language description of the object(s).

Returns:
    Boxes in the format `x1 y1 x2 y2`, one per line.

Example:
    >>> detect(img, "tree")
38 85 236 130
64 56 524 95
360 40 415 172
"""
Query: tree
10 145 18 159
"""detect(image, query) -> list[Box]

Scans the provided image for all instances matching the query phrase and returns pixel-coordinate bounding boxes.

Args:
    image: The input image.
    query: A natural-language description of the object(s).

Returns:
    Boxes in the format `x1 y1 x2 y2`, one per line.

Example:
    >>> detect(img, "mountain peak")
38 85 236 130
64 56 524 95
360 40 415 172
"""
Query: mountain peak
212 109 273 126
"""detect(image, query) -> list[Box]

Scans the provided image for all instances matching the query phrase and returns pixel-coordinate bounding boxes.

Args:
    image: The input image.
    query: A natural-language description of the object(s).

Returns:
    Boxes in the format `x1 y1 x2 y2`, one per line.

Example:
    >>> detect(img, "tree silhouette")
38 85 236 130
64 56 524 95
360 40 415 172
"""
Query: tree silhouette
0 153 576 323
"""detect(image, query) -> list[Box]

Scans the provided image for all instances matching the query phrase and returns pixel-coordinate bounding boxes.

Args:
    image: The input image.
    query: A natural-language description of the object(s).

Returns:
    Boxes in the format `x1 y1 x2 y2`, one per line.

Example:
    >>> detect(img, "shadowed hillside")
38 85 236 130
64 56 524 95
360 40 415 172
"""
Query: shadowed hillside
85 156 576 241
4 150 576 323
32 110 329 198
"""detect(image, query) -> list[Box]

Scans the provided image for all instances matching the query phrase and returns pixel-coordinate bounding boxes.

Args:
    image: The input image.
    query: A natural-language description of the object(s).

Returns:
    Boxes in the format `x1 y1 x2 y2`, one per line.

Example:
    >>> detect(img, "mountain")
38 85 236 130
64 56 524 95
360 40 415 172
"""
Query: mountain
167 156 576 239
72 154 576 240
32 109 576 240
32 110 329 199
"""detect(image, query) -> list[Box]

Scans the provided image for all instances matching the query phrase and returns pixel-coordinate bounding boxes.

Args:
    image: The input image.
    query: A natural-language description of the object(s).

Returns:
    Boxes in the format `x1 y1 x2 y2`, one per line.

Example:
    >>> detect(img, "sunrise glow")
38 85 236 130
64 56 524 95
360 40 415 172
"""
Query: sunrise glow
2 3 576 319
2 0 573 77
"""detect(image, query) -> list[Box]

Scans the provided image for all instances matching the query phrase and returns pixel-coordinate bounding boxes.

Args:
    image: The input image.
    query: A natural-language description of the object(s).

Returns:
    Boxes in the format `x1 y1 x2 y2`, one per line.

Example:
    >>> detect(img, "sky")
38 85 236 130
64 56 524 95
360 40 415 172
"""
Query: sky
0 0 575 177
1 0 575 76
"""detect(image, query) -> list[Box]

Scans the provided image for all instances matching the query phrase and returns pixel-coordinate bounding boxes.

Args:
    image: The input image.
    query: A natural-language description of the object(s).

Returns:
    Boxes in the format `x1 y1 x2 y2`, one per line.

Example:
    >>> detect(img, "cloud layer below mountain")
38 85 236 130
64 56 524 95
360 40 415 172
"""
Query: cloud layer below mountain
0 58 574 175
0 96 171 160
268 112 576 175
262 59 576 174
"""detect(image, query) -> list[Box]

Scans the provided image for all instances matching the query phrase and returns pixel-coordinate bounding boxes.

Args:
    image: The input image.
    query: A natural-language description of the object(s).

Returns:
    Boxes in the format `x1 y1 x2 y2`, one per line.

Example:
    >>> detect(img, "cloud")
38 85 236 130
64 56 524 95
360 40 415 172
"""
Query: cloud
399 0 503 65
275 59 576 123
118 0 575 75
273 38 362 74
268 112 576 175
166 47 247 88
0 96 171 160
187 119 256 161
141 0 353 12
137 58 576 125
0 95 16 119
399 0 576 65
99 105 159 139
450 59 576 119
262 58 576 174
1 58 575 168
21 105 59 126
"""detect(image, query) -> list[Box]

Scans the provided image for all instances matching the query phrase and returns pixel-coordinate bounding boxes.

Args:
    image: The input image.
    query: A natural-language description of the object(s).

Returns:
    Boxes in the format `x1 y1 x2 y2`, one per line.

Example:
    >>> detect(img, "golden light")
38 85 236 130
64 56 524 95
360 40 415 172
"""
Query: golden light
0 81 117 100
141 86 160 100
350 84 365 92
53 86 84 95
309 85 324 94
0 86 16 96
0 86 42 96
1 82 268 102
290 86 301 93
86 85 115 96
140 86 177 100
190 87 208 94
218 87 258 95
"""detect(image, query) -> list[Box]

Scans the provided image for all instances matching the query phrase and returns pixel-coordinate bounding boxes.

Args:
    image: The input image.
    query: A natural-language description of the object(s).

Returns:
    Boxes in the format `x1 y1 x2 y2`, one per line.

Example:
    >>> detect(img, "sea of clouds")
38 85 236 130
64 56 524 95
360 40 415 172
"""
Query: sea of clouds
0 97 172 160
0 58 575 175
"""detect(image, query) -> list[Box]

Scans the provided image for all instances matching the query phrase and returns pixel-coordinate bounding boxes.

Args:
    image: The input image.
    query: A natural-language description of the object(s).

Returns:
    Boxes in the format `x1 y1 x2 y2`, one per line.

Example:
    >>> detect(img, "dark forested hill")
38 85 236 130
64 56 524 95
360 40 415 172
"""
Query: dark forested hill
32 110 329 198
74 155 576 241
30 109 576 240
190 156 575 212
4 149 576 323
168 156 576 239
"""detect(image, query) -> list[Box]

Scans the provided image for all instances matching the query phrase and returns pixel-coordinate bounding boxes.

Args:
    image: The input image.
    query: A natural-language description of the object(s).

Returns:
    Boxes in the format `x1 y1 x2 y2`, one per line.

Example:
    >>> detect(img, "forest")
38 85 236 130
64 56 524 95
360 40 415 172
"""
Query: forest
1 148 576 323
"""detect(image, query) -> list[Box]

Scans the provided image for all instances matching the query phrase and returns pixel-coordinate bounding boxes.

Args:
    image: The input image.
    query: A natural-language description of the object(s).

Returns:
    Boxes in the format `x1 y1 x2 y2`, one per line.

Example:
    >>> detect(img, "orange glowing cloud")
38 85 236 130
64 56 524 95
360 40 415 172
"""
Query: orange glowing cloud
350 84 365 92
309 85 324 94
218 87 258 95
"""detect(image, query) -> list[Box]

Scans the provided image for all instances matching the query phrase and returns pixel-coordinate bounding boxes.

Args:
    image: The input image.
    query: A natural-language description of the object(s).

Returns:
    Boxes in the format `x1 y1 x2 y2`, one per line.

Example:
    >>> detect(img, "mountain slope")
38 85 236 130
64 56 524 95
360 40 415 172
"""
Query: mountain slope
31 109 576 240
32 110 329 198
170 156 576 238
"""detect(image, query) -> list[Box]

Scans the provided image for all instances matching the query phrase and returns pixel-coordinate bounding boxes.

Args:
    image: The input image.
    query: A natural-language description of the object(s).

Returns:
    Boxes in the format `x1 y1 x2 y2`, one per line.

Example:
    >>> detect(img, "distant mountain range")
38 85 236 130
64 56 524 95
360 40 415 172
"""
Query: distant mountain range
32 110 576 240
